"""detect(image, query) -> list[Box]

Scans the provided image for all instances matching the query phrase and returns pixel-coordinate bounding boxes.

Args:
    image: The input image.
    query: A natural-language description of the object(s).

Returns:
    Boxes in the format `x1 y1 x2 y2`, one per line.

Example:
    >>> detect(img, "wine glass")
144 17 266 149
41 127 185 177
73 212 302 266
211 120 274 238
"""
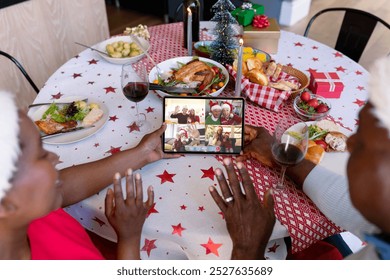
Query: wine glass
271 117 309 191
121 62 150 132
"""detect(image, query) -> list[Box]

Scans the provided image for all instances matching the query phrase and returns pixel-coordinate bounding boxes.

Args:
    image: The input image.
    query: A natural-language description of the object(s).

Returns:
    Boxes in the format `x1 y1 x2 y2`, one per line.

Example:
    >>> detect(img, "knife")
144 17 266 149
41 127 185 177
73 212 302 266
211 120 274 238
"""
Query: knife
29 98 88 108
149 83 198 94
41 125 95 140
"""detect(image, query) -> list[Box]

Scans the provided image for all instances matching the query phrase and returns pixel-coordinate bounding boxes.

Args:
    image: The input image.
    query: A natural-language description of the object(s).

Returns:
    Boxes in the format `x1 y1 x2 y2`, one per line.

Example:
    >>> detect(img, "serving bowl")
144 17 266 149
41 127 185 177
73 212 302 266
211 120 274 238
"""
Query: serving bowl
148 56 229 97
97 35 150 65
293 91 331 121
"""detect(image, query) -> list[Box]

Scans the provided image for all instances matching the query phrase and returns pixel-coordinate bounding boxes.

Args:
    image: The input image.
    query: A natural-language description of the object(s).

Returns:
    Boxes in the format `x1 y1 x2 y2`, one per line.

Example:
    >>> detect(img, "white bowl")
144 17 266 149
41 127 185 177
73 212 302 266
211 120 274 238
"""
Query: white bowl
97 35 150 65
148 56 229 97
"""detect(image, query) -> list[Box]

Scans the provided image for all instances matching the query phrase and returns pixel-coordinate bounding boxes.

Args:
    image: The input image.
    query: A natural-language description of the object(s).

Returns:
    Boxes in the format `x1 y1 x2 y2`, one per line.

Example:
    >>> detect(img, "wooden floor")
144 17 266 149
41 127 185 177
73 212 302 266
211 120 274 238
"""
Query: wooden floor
106 0 390 70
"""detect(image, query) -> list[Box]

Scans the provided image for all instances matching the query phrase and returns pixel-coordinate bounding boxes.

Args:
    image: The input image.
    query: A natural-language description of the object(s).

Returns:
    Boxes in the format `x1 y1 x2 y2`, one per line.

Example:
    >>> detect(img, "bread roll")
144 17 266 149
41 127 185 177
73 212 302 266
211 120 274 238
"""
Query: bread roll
233 59 249 76
265 61 277 76
246 57 263 71
316 120 340 132
305 144 325 164
325 131 347 152
279 79 299 90
272 63 283 80
246 69 269 86
268 82 291 91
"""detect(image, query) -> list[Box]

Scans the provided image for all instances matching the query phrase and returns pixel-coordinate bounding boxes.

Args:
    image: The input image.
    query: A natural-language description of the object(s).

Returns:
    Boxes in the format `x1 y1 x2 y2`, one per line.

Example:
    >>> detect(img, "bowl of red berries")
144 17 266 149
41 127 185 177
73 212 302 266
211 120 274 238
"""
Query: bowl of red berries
293 91 331 121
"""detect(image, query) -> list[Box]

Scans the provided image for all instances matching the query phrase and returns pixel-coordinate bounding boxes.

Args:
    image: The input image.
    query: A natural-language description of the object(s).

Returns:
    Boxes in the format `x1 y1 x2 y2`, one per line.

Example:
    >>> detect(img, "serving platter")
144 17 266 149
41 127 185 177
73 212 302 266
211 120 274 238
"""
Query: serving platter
28 97 109 145
148 56 229 98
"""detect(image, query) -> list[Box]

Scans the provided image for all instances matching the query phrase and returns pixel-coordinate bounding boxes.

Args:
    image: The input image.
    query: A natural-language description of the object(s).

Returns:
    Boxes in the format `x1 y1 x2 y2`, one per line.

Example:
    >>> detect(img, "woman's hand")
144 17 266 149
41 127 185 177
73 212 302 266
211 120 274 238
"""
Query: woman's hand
236 125 276 168
105 169 154 259
209 158 275 260
136 123 181 164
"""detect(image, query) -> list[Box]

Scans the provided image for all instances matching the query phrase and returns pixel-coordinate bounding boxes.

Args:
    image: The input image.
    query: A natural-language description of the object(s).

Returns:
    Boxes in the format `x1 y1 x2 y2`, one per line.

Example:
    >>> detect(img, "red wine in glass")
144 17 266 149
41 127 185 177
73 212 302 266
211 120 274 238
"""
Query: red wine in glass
121 63 150 132
272 143 305 167
271 118 308 190
123 82 149 103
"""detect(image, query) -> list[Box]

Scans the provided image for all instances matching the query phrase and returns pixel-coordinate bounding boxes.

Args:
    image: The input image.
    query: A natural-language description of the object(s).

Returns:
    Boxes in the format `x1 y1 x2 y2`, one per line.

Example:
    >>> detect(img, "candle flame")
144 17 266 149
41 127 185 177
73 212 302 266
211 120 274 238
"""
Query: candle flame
239 38 244 46
187 7 192 15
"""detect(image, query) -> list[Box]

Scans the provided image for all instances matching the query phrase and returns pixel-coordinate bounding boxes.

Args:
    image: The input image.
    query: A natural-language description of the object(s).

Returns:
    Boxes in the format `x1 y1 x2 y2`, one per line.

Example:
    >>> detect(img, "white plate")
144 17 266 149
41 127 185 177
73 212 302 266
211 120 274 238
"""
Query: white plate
28 97 109 145
287 121 351 176
148 56 229 98
97 35 150 65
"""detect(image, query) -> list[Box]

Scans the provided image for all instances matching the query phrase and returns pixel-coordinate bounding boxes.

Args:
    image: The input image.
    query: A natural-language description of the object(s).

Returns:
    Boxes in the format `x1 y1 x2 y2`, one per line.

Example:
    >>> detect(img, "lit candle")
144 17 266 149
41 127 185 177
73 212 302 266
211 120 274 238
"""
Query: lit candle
187 7 192 56
235 38 244 97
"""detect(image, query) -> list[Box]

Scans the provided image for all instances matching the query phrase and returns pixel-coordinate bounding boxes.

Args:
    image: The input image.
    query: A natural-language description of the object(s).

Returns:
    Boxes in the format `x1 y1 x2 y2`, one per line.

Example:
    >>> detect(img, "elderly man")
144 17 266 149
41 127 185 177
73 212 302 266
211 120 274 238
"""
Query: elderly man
170 105 189 124
209 56 390 260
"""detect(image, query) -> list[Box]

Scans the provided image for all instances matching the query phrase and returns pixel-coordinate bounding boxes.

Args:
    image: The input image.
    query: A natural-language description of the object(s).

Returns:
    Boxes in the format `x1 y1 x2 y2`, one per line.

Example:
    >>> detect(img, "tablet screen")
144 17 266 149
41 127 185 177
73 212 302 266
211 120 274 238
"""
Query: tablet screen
163 96 245 154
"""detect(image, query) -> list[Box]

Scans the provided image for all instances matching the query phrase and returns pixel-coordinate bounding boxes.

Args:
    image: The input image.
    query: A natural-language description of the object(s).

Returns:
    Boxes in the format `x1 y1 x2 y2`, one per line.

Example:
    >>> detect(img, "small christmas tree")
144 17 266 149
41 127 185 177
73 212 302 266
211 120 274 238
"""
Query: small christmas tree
209 0 239 65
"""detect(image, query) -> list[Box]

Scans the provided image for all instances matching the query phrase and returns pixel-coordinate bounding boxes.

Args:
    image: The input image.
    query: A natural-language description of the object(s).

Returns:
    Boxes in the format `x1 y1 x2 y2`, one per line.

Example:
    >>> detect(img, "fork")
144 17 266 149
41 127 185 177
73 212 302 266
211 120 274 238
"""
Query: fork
28 98 88 108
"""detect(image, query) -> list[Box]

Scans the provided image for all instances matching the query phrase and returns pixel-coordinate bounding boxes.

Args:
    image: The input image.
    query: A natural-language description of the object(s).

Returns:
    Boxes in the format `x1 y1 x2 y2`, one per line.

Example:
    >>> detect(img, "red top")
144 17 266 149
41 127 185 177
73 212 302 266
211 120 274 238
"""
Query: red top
28 208 104 260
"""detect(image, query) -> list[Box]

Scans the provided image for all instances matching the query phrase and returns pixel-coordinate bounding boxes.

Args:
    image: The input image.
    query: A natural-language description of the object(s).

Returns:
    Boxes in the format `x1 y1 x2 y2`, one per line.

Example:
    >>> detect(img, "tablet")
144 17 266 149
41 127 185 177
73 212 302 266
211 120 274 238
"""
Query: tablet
163 96 245 154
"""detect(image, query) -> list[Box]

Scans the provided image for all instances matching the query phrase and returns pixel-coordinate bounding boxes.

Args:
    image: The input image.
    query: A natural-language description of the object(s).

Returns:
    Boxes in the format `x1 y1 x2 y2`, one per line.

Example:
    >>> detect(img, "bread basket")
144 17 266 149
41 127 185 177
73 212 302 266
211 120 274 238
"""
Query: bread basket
261 61 309 98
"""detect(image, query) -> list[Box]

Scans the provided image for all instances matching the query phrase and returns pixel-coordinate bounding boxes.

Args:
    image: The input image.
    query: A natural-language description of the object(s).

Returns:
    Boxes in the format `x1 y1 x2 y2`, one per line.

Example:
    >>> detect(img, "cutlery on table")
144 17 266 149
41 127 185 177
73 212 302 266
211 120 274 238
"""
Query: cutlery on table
74 42 109 56
149 83 197 94
41 125 95 140
129 34 163 79
29 98 88 108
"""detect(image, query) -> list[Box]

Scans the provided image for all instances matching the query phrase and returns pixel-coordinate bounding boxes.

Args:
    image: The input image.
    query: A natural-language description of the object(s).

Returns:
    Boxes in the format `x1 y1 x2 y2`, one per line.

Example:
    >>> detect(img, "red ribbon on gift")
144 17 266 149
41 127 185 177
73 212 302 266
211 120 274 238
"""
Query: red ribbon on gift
253 15 270 28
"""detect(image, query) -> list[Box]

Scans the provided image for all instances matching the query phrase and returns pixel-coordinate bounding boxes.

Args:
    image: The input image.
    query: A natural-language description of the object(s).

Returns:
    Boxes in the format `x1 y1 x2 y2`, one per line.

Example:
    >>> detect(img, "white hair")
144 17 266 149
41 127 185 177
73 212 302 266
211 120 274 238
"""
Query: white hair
0 91 21 201
368 56 390 137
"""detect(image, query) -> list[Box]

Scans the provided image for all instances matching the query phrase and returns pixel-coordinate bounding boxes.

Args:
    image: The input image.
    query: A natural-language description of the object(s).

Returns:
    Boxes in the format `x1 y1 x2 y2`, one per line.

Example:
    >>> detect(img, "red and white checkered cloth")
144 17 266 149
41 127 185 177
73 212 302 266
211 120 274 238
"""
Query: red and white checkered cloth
227 65 300 112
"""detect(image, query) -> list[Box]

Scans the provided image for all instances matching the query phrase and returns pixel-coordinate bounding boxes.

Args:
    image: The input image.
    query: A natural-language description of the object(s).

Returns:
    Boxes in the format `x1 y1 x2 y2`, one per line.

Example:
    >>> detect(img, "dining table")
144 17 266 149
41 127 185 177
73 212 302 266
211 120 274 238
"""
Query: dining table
30 21 369 260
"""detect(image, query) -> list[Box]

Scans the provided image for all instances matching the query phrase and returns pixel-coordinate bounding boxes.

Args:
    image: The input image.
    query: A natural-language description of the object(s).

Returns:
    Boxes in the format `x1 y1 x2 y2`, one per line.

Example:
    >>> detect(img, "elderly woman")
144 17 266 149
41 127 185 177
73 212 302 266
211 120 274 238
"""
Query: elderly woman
210 56 390 259
0 93 179 259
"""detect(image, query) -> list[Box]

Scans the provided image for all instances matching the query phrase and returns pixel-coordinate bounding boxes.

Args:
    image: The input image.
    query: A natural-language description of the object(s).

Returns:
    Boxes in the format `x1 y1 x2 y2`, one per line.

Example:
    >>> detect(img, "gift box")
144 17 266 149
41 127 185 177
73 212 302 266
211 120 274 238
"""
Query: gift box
231 3 264 26
309 71 344 98
243 18 280 54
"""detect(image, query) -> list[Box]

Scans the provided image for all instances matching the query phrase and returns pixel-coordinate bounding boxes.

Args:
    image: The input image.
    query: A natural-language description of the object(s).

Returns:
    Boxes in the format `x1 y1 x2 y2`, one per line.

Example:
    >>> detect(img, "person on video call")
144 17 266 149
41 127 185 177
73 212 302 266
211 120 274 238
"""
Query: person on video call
209 56 390 260
220 101 242 125
205 100 222 125
170 105 189 124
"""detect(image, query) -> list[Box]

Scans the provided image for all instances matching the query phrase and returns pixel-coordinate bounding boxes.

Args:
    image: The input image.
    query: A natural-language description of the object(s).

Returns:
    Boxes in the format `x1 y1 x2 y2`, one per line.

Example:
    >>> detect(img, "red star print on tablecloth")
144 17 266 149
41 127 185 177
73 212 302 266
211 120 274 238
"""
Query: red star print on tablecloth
334 52 343 58
355 70 363 75
198 206 205 212
87 81 95 85
335 66 346 72
201 167 215 180
106 146 122 155
104 86 116 93
355 119 359 126
127 122 140 132
180 205 187 210
141 239 157 257
145 106 155 113
156 170 176 184
312 57 319 61
353 99 366 107
267 242 280 253
147 203 159 217
88 59 98 64
51 92 63 99
72 73 82 79
109 115 118 122
312 46 318 50
218 212 224 219
94 143 99 147
201 238 222 256
356 86 365 91
92 217 106 227
294 42 303 47
172 223 186 236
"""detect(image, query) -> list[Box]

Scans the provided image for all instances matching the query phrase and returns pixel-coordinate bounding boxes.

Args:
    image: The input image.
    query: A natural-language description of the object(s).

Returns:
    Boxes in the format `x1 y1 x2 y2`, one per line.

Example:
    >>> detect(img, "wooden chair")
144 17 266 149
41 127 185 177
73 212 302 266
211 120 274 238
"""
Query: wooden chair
303 8 390 62
0 50 39 94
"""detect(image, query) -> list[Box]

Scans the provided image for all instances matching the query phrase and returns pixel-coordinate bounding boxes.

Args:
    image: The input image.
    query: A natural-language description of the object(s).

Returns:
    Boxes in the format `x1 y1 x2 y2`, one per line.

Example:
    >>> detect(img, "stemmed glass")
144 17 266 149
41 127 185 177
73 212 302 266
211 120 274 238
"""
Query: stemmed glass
121 62 150 132
271 117 309 190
